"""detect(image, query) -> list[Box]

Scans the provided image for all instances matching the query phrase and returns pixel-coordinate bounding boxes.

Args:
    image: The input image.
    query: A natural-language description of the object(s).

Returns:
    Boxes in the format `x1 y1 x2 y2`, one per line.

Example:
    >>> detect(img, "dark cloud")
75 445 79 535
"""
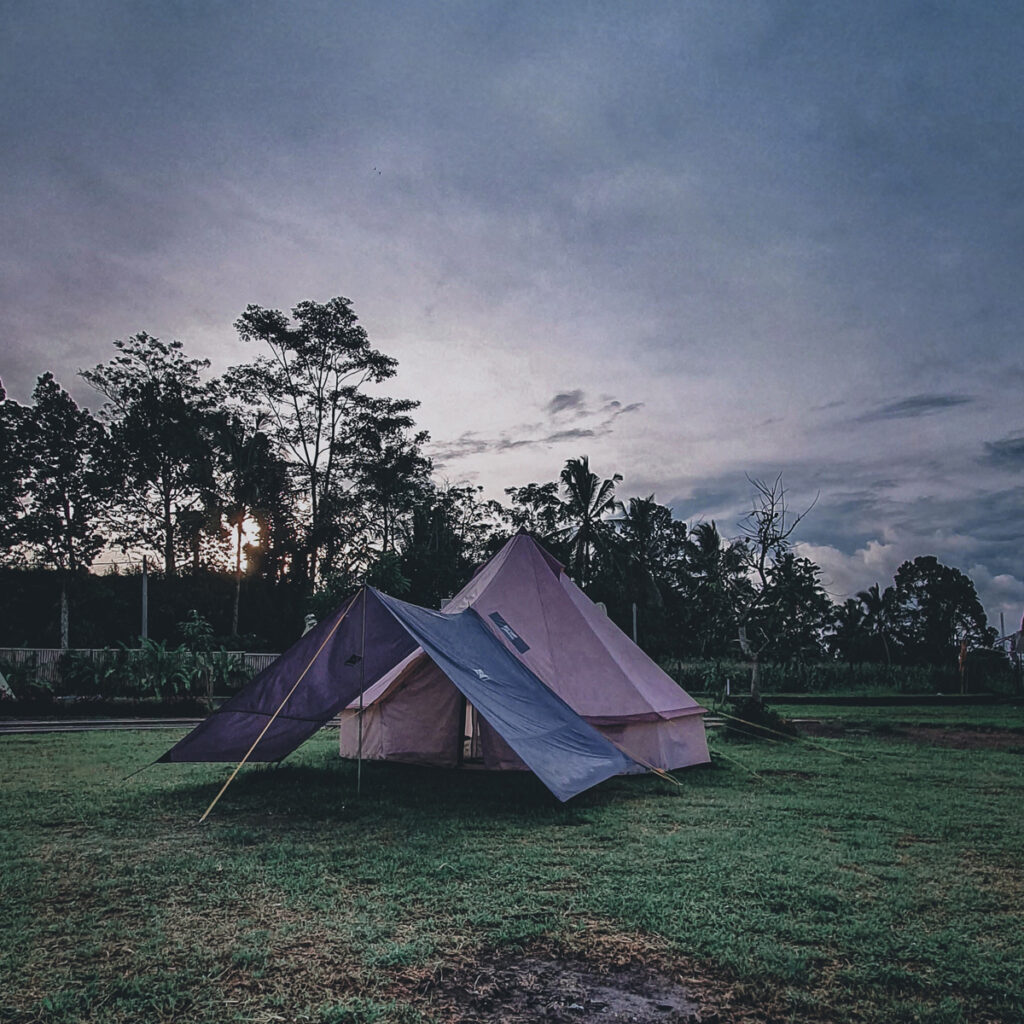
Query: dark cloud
984 433 1024 465
433 424 604 466
856 394 974 423
546 390 586 415
546 428 595 443
597 399 643 417
434 390 641 467
429 433 491 462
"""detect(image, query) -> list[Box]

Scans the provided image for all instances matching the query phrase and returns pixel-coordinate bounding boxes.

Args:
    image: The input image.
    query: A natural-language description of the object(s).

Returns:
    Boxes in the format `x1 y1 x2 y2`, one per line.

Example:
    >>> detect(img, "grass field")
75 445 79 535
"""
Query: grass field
1 710 1022 1023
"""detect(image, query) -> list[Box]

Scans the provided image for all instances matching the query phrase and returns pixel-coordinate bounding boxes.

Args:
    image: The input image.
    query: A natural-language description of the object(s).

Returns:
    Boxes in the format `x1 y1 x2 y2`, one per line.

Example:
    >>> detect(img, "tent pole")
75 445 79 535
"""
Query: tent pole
456 693 468 766
198 592 359 823
357 588 367 799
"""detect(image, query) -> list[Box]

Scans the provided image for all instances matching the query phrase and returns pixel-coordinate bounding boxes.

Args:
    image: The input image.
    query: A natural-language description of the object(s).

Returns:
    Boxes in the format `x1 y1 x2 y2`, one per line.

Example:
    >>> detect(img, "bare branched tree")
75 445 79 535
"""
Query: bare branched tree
735 474 819 700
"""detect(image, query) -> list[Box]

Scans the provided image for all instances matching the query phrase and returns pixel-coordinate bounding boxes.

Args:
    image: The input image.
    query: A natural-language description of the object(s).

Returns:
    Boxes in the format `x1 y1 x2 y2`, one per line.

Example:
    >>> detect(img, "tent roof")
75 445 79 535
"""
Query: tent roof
447 532 703 724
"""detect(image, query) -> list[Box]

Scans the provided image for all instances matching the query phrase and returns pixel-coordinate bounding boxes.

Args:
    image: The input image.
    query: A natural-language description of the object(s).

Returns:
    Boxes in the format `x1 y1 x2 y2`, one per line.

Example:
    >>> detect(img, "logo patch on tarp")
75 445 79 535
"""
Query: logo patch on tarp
489 612 530 653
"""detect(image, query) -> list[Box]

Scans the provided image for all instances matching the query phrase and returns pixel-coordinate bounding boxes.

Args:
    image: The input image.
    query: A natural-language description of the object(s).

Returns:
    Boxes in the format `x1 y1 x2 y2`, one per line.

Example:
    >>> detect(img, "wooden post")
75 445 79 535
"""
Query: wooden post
198 592 358 823
456 693 468 766
632 603 638 644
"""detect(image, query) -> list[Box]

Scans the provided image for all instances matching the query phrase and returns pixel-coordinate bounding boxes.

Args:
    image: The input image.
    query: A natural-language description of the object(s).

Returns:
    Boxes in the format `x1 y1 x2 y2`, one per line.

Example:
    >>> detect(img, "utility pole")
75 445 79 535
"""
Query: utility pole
59 575 69 651
141 557 149 641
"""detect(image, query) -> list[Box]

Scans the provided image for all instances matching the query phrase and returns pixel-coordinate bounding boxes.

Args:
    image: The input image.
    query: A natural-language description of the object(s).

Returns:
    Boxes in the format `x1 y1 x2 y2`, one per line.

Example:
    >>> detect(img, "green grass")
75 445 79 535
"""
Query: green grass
1 719 1022 1023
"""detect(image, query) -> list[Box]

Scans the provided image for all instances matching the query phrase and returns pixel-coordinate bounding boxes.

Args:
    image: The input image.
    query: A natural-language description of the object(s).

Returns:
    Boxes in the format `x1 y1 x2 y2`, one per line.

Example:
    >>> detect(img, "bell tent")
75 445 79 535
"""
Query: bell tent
159 533 709 803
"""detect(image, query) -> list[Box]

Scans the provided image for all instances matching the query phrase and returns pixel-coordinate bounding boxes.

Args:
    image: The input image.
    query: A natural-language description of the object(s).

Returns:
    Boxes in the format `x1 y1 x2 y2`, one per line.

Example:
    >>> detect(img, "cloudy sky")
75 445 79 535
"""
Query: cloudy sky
2 1 1022 625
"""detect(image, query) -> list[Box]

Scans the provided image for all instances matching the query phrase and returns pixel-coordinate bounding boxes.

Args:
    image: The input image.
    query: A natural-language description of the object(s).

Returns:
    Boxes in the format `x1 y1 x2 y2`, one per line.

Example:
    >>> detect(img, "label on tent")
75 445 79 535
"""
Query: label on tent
489 612 530 653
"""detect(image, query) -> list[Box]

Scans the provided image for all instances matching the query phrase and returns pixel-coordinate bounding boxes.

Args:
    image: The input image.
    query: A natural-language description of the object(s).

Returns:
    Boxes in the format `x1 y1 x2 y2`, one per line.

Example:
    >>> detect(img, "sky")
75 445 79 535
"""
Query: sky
1 1 1022 628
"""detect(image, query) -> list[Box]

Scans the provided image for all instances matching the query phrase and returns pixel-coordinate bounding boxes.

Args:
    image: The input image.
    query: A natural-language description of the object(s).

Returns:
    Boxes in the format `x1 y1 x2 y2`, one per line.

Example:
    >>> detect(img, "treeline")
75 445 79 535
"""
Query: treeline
0 296 1004 678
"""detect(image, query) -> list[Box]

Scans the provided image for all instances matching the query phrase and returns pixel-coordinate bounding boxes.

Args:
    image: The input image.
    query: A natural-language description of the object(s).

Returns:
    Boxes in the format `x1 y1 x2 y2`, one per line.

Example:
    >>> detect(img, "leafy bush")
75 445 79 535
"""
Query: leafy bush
125 639 193 701
0 654 52 703
177 610 247 707
722 695 797 741
57 650 126 697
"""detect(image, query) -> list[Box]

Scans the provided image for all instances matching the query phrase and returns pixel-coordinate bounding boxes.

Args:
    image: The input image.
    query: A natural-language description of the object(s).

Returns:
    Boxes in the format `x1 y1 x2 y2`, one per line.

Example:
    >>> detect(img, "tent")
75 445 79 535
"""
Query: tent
339 532 709 776
160 533 708 803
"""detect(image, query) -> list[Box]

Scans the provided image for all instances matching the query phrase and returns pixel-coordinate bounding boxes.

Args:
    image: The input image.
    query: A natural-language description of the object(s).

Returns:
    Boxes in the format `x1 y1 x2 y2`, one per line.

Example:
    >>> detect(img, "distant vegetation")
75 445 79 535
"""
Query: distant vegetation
0 296 1013 692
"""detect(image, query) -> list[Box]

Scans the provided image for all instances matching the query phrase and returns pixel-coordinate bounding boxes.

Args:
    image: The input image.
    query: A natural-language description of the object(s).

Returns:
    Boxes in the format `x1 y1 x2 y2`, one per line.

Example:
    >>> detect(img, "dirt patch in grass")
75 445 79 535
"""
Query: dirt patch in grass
799 720 1024 750
405 925 792 1024
795 722 850 740
893 726 1024 750
420 952 701 1022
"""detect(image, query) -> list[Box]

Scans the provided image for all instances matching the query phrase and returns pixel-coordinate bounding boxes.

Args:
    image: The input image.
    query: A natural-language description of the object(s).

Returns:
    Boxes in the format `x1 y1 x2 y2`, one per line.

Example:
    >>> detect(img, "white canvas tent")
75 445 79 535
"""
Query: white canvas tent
340 532 710 773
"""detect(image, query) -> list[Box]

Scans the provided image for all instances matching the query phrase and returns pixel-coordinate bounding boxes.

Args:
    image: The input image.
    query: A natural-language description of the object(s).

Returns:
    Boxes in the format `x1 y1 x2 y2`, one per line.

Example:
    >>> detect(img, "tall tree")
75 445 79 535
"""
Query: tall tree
683 521 751 658
20 374 112 574
606 496 690 655
215 411 292 633
558 456 622 588
225 297 406 582
616 496 684 608
856 582 896 665
830 598 868 668
81 334 220 576
400 483 494 609
499 481 566 538
20 375 114 647
889 556 994 667
349 395 431 555
0 380 29 557
751 552 833 662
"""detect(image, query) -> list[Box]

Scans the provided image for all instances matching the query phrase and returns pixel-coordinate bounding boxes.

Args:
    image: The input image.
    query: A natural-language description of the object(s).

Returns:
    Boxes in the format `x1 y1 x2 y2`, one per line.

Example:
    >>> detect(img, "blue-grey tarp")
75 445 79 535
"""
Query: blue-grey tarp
373 590 643 801
159 588 644 802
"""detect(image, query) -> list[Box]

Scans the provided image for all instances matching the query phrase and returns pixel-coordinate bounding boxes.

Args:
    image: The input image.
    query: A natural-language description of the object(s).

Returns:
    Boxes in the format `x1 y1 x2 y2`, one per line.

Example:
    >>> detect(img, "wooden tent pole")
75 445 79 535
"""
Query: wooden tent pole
198 592 359 824
606 740 682 787
708 743 767 783
714 709 867 761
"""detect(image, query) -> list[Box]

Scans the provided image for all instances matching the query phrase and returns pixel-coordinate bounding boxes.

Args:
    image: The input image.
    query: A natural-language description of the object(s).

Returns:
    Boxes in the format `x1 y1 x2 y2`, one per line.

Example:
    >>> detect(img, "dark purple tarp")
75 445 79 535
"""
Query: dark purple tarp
158 591 416 764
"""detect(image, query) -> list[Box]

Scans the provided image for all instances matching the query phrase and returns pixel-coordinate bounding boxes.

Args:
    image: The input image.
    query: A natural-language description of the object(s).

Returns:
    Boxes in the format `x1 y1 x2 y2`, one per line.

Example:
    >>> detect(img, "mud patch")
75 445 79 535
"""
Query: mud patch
422 952 705 1023
894 726 1024 751
799 720 1024 750
796 722 849 740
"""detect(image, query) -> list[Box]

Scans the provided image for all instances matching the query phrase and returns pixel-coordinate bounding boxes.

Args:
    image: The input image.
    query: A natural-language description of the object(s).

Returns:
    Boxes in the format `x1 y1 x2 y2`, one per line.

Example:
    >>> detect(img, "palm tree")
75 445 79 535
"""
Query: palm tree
857 582 893 666
558 456 622 588
832 598 868 669
684 521 750 658
617 495 679 608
